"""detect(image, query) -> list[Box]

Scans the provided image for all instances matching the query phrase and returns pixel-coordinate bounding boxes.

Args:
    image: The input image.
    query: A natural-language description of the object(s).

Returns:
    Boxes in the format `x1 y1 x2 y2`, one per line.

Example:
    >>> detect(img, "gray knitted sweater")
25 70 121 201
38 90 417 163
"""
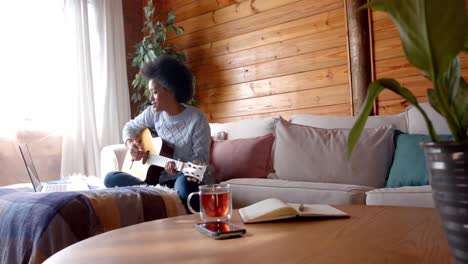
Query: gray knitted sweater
122 105 211 164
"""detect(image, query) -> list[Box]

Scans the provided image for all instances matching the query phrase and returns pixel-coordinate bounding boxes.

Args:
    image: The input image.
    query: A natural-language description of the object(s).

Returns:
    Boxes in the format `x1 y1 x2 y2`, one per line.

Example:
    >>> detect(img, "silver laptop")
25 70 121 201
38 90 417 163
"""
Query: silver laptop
18 144 90 192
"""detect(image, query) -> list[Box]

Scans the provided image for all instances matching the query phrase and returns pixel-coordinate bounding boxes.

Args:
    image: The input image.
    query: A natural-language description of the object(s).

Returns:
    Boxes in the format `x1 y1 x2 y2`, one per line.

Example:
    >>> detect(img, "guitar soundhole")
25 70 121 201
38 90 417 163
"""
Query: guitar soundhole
145 166 163 186
142 151 150 164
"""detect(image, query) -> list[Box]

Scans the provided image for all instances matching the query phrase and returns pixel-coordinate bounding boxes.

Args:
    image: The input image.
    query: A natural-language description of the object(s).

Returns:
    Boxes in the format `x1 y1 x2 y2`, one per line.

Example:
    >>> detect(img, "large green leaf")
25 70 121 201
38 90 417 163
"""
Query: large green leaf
454 77 468 139
441 56 461 101
361 0 385 11
439 56 465 140
366 0 466 79
379 79 438 141
347 81 384 158
348 79 436 157
427 88 441 114
427 55 466 141
426 88 458 141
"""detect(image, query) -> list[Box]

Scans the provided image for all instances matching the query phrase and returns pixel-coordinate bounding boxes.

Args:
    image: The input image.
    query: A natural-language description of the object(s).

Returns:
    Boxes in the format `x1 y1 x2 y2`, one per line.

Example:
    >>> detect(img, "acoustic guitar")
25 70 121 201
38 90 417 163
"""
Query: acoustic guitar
121 128 207 185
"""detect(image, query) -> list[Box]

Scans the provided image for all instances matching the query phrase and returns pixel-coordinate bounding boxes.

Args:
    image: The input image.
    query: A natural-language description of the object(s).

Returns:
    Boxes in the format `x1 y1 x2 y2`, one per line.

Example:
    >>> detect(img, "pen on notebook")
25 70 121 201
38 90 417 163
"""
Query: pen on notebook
298 204 304 212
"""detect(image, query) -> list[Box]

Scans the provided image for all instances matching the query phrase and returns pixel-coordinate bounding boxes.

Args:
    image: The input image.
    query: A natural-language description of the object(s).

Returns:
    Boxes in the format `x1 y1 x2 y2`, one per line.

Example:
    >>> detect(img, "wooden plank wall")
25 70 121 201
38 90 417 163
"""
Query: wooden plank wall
162 0 351 122
122 0 143 117
371 9 468 115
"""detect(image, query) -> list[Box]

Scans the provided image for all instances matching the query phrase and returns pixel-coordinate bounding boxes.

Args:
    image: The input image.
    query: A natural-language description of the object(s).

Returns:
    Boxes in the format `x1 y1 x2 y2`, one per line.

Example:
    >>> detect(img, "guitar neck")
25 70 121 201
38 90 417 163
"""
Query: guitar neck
146 153 183 171
142 150 207 182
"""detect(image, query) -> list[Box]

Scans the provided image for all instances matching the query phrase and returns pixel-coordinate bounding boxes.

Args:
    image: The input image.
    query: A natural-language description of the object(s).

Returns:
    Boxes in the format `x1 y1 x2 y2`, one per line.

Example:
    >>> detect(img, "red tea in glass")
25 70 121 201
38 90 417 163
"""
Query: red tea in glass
187 184 232 221
201 192 231 217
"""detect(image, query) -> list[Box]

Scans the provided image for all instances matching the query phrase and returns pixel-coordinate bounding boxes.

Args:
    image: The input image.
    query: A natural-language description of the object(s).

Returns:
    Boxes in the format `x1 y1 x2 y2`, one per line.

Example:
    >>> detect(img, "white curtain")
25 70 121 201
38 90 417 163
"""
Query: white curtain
61 0 130 177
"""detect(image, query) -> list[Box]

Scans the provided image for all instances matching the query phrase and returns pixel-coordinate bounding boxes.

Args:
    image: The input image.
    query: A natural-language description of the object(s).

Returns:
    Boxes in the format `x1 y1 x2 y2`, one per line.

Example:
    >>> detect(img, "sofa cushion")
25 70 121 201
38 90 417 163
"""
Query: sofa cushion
210 134 275 182
289 112 407 132
366 185 435 208
223 178 374 208
273 118 394 188
209 117 276 140
386 131 452 188
406 102 450 135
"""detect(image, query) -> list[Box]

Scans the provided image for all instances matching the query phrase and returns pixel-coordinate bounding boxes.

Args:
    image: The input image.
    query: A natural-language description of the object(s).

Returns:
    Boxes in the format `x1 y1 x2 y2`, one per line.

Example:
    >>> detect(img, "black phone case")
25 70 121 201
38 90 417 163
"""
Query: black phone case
195 223 246 240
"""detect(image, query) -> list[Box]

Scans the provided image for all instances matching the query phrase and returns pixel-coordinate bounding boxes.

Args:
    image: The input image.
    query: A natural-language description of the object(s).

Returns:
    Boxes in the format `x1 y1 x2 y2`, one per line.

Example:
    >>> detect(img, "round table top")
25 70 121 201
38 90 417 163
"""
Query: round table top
44 205 452 264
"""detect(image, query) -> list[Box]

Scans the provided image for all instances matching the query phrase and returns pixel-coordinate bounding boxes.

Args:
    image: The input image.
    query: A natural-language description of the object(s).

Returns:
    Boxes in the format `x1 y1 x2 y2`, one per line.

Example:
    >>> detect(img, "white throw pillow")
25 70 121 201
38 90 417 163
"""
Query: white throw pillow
289 113 407 132
210 117 277 140
273 118 394 188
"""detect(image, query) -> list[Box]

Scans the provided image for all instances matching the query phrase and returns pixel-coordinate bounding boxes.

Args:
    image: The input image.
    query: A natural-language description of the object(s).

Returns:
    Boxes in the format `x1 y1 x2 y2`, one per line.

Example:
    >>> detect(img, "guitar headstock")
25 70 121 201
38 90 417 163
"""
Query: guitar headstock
181 162 207 182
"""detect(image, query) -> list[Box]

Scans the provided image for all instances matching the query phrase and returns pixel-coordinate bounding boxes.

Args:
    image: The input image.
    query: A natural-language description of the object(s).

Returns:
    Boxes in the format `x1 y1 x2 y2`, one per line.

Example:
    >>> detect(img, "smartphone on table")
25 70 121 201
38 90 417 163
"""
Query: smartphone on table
195 221 246 240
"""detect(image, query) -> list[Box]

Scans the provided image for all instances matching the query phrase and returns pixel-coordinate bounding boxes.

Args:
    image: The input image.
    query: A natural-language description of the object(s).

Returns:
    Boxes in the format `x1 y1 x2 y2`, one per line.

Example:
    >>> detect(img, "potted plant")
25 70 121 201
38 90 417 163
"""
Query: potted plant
347 0 468 262
130 0 190 115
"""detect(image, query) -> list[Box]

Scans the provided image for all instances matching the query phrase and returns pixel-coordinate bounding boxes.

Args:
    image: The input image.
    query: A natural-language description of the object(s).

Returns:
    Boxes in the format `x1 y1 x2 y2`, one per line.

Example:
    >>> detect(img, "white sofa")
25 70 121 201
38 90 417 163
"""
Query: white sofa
101 103 448 209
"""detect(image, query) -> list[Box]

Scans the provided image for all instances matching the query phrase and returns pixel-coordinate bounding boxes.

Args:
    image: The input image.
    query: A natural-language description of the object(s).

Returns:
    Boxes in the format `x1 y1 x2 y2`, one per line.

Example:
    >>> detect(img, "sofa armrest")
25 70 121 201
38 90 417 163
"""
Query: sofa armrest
365 186 435 208
100 144 127 177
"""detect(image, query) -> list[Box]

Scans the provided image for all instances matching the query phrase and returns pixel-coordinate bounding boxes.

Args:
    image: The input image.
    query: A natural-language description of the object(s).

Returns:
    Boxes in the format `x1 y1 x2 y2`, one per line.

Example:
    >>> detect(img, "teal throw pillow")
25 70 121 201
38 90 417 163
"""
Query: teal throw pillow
386 130 452 188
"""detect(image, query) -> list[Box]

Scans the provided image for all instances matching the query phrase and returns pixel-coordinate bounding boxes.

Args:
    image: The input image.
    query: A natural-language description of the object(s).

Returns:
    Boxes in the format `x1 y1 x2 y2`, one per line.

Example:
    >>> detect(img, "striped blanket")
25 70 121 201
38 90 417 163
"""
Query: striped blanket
0 186 186 264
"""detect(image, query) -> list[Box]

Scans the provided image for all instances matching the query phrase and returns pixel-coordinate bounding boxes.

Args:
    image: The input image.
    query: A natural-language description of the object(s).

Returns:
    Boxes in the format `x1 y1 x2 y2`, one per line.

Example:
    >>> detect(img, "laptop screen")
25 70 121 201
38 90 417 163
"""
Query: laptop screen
18 144 41 192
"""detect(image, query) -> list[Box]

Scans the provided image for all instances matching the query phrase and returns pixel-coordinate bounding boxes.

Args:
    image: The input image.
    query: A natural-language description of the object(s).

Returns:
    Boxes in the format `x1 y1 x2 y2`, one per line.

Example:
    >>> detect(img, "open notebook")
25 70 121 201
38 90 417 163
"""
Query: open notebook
18 144 90 192
239 198 349 223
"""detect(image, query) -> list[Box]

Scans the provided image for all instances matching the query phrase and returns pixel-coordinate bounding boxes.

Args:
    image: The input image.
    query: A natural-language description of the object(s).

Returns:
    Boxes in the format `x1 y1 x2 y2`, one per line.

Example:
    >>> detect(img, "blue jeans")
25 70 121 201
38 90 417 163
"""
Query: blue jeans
104 171 200 213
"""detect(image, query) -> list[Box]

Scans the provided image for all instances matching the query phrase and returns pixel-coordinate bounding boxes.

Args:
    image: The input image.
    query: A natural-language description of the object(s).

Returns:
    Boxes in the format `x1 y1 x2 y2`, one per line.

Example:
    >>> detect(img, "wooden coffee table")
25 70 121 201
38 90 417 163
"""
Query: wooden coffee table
44 205 452 264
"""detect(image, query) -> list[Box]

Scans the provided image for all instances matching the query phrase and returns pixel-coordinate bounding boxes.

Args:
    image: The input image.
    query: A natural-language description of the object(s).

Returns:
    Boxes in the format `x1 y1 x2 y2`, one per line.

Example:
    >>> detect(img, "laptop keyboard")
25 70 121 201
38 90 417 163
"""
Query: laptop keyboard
40 181 90 192
41 184 68 192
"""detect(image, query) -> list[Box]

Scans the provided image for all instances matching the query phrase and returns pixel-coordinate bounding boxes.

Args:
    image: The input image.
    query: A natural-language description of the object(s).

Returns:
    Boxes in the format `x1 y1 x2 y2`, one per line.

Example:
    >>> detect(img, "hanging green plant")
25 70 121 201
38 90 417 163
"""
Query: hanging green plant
130 0 194 115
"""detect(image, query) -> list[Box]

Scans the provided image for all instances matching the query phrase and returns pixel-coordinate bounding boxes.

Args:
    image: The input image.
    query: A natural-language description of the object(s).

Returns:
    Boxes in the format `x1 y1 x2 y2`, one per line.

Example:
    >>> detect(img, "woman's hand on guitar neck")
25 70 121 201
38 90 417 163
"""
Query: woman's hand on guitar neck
126 139 144 161
164 161 178 175
165 160 207 183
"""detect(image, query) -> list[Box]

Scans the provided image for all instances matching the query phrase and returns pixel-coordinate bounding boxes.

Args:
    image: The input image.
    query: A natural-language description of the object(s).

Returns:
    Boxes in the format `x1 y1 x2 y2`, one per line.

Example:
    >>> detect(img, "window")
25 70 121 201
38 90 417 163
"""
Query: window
0 1 73 136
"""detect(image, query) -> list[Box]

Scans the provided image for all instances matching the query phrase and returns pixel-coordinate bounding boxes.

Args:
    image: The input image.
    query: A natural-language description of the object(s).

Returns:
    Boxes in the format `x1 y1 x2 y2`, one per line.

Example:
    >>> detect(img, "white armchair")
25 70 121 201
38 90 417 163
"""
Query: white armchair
100 144 127 177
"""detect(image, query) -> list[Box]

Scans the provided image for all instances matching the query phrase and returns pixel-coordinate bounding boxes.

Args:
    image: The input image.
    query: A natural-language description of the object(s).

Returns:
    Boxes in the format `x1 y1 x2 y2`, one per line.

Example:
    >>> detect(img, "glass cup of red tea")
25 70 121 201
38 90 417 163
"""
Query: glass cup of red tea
187 184 232 222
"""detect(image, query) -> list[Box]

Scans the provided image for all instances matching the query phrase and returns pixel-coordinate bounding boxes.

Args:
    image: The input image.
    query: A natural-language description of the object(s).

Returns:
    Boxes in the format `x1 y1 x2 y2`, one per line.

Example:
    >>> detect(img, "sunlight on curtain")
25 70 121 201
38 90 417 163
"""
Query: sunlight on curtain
60 0 131 177
0 0 131 178
0 1 69 137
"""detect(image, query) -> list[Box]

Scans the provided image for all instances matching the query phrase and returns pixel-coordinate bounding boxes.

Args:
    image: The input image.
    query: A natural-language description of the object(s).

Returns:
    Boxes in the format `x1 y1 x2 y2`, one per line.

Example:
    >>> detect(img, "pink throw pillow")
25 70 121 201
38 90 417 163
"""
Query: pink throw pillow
210 133 275 181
